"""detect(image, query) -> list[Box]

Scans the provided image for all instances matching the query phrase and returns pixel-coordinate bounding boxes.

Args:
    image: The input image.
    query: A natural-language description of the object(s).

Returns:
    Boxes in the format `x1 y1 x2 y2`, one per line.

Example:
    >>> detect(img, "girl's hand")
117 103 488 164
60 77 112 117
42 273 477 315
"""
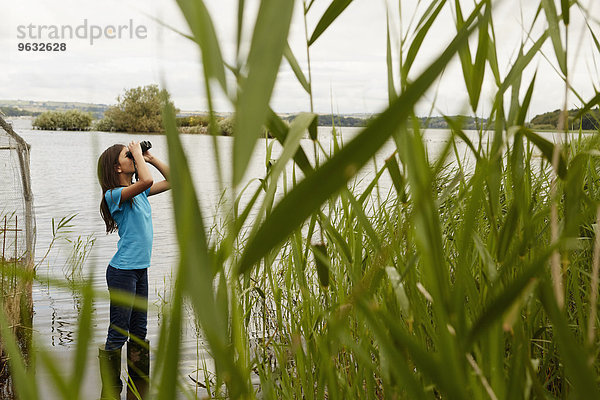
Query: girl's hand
143 151 155 163
128 141 143 157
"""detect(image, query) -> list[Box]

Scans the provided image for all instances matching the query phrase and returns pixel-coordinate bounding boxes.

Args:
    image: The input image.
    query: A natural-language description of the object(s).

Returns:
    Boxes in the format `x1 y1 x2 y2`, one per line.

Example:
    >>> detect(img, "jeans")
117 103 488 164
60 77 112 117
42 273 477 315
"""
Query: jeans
105 265 148 351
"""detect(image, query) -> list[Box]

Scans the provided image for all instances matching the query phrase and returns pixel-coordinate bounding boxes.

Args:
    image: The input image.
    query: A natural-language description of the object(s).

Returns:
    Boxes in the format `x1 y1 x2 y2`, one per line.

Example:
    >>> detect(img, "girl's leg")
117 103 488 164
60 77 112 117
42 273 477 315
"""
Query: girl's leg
128 268 148 342
127 269 149 399
105 265 136 351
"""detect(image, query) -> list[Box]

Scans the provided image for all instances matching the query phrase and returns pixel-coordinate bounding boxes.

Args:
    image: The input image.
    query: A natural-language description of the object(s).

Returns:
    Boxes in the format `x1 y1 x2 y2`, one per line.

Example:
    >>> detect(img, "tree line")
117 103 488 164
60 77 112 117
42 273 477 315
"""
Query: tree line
0 107 39 117
530 107 600 130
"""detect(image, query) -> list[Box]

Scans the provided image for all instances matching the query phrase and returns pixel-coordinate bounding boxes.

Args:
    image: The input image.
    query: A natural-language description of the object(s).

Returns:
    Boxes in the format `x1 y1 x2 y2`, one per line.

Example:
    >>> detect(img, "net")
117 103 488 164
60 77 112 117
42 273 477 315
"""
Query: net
0 114 35 265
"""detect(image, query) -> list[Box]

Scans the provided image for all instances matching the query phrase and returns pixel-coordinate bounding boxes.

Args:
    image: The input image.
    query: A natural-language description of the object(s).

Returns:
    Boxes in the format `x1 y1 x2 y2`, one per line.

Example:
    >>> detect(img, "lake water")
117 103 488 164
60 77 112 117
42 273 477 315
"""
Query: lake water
4 118 579 398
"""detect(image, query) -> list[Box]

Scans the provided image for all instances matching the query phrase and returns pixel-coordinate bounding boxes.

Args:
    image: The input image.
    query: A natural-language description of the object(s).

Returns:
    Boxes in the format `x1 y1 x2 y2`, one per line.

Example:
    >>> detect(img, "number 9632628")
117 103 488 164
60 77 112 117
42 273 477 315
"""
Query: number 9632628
17 43 66 51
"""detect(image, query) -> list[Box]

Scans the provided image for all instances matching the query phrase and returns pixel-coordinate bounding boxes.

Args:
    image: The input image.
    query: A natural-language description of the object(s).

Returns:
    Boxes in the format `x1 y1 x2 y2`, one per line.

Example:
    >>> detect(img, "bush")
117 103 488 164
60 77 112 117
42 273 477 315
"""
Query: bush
95 85 178 133
92 116 116 132
531 124 555 130
218 116 235 136
176 116 211 127
32 110 92 131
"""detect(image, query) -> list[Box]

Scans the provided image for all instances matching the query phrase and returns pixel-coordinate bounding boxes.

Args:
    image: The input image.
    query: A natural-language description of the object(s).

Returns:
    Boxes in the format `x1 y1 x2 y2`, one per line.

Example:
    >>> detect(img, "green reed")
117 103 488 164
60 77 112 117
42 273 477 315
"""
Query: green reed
2 0 600 399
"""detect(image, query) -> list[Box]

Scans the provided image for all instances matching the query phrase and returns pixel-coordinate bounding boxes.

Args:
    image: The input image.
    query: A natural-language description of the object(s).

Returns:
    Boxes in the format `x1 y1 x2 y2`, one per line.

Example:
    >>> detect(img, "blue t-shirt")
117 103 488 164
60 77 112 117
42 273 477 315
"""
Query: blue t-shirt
105 187 153 269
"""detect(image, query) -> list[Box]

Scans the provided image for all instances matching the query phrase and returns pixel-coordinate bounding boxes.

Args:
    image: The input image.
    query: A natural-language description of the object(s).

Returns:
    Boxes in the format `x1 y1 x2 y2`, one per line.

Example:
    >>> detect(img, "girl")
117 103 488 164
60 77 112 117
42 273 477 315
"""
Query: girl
97 141 170 399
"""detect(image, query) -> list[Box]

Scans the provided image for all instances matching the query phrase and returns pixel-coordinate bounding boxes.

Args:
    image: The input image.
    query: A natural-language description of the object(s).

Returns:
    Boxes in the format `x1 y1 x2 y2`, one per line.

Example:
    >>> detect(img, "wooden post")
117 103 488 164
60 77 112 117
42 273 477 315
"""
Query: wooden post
13 216 17 288
2 215 6 261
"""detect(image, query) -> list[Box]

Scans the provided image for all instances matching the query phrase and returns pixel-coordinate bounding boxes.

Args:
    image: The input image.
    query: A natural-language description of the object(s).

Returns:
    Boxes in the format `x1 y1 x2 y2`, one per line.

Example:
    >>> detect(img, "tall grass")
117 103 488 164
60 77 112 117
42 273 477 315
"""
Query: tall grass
3 0 600 399
0 217 34 398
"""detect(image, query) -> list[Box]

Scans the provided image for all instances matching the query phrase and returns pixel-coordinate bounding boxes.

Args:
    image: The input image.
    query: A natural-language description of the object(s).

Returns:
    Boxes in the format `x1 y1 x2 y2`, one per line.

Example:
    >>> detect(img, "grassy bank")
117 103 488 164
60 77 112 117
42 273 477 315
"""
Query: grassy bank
0 258 33 398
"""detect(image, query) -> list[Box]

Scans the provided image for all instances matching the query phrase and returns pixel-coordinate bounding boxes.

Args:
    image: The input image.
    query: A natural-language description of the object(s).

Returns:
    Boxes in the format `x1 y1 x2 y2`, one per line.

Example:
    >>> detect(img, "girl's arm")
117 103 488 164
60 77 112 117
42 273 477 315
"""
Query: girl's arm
145 152 171 196
120 141 153 203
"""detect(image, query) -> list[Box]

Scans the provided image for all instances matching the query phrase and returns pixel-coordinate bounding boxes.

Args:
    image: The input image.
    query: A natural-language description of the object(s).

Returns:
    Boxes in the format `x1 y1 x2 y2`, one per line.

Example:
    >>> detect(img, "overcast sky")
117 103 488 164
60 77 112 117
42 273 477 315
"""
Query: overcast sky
1 0 599 117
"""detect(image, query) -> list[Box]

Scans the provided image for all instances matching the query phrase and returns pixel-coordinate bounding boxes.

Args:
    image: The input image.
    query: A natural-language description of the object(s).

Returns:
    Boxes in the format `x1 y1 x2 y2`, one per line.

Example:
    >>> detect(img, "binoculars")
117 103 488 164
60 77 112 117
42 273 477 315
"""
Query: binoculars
125 141 152 159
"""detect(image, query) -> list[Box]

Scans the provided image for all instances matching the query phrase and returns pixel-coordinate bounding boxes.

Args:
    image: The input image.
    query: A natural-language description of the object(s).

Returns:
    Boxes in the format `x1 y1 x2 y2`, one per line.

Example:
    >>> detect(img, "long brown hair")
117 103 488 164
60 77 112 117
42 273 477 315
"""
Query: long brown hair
98 144 127 233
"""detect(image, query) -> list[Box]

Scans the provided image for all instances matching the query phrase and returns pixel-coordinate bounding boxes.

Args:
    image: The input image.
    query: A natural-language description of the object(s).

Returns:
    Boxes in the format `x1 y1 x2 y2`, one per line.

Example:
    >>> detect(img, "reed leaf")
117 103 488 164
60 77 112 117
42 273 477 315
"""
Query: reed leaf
236 0 245 58
572 91 600 122
70 279 94 398
256 112 316 223
469 3 490 111
384 154 408 202
516 72 537 126
539 280 600 399
353 295 430 398
443 116 481 160
312 243 330 287
162 97 248 396
498 30 548 96
374 306 467 399
0 306 37 399
266 109 314 175
357 161 388 205
308 0 353 46
561 0 570 25
467 248 554 346
39 350 70 399
155 273 183 400
521 127 567 178
234 0 295 185
486 21 501 85
175 0 227 91
319 211 353 263
402 0 445 79
386 12 397 105
284 42 311 94
345 189 381 249
541 0 567 75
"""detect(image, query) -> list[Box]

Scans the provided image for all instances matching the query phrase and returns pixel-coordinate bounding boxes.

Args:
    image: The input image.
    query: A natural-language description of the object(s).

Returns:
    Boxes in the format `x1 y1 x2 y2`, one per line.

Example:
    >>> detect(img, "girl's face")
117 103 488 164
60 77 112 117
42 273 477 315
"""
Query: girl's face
116 146 135 175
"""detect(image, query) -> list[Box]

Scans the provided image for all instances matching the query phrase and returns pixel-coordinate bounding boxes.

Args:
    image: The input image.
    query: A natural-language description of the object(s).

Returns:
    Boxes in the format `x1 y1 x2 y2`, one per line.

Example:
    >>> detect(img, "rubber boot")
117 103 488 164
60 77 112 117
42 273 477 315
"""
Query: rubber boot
126 340 149 400
99 345 122 400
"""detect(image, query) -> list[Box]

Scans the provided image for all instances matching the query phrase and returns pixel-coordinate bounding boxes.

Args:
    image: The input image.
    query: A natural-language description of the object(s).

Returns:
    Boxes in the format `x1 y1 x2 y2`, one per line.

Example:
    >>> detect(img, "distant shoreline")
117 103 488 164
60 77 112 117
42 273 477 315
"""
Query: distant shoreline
7 116 596 136
3 100 599 132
